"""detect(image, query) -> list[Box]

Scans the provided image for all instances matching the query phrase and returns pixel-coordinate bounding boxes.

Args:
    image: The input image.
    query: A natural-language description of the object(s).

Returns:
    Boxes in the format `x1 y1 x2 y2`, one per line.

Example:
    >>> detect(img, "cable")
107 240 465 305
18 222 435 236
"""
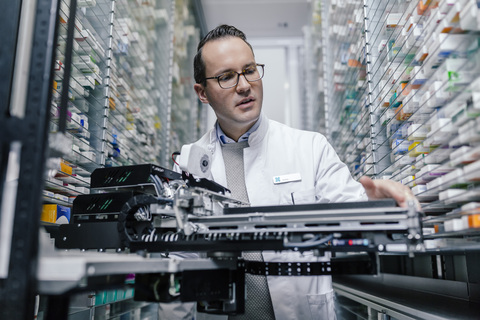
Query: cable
172 151 180 167
283 234 335 249
134 205 151 221
150 174 165 196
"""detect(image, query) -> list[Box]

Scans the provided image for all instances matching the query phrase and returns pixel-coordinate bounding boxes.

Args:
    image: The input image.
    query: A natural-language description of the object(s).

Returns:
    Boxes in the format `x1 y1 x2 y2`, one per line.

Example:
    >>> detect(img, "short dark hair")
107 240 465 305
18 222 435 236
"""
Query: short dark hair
194 25 254 86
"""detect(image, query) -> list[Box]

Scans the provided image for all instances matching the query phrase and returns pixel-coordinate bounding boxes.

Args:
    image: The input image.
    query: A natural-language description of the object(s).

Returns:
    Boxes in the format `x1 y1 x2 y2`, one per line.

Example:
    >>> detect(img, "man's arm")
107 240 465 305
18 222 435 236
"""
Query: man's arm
359 176 421 209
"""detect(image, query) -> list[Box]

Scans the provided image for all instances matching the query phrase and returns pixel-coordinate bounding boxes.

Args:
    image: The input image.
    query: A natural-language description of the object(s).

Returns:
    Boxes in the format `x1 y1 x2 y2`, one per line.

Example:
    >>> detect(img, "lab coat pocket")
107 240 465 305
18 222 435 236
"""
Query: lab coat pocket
280 187 316 205
307 290 336 320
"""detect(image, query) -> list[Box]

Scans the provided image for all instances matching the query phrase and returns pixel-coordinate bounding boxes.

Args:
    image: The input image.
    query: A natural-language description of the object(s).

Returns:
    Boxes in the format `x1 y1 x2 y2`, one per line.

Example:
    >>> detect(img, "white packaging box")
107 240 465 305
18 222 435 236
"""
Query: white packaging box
78 0 96 7
412 184 427 195
66 112 82 130
401 175 415 185
407 123 428 140
43 190 55 198
406 23 424 49
451 149 479 166
47 176 62 185
449 146 472 163
428 118 452 136
464 159 480 181
439 189 466 201
411 66 427 87
75 76 95 90
426 81 449 109
403 91 422 114
54 193 69 202
426 176 444 190
416 164 441 179
449 127 480 147
444 218 465 232
461 202 480 211
441 168 464 185
75 187 90 194
443 58 474 85
459 0 479 31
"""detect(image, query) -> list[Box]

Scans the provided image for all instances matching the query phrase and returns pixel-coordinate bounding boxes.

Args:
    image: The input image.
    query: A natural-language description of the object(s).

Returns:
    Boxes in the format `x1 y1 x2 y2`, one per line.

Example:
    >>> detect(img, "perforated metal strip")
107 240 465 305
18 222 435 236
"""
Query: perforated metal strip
245 261 333 276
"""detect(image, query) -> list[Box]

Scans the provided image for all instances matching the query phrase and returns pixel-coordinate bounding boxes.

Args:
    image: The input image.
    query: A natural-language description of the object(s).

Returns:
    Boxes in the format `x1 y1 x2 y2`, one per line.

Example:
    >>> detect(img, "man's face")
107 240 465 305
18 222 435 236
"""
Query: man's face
194 37 263 139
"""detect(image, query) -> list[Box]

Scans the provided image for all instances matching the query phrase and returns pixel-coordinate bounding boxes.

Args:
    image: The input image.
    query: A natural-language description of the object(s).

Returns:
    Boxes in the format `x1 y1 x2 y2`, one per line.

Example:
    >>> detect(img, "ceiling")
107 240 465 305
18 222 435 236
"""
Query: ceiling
197 0 313 39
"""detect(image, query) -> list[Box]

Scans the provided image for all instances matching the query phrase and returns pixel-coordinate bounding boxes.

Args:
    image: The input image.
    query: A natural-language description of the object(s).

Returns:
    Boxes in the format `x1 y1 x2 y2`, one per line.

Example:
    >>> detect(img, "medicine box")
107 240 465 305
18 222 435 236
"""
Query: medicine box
41 204 71 224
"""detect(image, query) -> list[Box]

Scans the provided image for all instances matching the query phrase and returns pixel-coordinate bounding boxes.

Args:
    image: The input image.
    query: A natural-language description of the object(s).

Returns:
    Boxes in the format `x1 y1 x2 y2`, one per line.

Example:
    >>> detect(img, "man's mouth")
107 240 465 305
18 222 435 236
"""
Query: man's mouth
238 98 254 106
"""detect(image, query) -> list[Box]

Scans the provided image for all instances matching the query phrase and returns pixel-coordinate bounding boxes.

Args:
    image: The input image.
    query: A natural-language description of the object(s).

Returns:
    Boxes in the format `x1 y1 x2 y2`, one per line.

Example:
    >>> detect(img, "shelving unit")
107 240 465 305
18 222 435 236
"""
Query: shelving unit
40 0 203 219
316 0 480 317
39 0 204 318
169 0 205 156
1 0 204 319
321 0 368 179
302 3 325 133
44 0 175 207
317 0 480 248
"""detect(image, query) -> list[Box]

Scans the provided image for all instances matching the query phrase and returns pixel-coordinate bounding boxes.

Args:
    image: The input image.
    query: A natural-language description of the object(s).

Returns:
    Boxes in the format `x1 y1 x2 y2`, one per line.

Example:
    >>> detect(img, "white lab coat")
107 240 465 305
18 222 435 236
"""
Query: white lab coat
164 113 366 320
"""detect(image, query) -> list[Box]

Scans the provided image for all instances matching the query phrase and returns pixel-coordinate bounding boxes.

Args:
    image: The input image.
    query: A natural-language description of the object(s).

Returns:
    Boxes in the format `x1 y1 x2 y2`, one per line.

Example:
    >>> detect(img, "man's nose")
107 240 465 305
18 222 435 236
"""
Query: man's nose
236 74 251 92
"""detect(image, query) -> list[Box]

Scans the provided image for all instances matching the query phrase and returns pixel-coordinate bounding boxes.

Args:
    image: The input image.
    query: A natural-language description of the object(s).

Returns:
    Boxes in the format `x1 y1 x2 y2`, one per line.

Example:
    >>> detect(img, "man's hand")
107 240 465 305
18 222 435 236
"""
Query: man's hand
359 176 421 209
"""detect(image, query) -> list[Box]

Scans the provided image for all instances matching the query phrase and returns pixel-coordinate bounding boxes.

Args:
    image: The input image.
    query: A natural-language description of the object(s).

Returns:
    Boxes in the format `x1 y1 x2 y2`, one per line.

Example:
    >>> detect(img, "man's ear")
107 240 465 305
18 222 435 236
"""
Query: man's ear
194 83 209 104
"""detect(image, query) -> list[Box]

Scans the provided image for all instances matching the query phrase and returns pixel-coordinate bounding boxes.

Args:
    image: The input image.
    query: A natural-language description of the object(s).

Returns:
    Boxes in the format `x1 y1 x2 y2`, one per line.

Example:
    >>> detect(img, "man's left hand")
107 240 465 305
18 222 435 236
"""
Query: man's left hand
359 176 421 210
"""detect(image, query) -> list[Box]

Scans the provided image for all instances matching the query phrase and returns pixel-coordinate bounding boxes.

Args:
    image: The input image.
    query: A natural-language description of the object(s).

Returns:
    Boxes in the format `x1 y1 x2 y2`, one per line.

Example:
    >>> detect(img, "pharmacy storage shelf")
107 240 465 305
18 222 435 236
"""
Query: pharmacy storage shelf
169 0 205 157
320 0 480 251
41 0 203 225
318 0 480 315
320 0 371 179
0 0 204 318
303 1 325 133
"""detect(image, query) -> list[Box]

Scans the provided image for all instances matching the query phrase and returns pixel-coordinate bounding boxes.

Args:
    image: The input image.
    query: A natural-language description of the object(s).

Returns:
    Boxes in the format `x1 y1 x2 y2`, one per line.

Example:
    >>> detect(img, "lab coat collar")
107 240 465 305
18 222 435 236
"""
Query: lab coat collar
207 112 269 151
247 112 268 147
207 125 217 153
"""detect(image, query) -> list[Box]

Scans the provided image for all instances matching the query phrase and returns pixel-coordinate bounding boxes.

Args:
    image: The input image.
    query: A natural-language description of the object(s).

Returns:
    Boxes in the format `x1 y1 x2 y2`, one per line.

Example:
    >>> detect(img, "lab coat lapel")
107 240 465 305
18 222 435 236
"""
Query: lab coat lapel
207 132 228 189
244 114 271 206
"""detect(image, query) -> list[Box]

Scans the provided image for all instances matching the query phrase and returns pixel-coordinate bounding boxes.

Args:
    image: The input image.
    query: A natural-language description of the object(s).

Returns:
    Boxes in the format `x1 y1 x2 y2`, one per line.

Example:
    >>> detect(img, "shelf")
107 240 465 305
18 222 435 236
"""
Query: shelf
37 248 237 295
334 274 480 320
319 0 480 250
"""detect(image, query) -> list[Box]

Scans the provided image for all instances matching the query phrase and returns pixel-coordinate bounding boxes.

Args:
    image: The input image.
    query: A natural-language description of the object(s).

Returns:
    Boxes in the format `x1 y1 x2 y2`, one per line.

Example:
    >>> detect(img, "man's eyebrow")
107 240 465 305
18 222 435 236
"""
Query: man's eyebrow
216 62 256 75
242 62 256 69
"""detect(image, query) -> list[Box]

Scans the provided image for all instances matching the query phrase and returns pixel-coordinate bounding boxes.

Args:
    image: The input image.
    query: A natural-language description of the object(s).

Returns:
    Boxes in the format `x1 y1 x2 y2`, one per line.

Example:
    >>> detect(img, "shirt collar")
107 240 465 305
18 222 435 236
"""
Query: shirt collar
216 117 262 145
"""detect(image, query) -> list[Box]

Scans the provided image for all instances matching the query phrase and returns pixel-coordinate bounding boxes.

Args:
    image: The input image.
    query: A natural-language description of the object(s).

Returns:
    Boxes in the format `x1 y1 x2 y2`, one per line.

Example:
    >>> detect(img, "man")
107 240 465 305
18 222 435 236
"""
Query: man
171 24 418 320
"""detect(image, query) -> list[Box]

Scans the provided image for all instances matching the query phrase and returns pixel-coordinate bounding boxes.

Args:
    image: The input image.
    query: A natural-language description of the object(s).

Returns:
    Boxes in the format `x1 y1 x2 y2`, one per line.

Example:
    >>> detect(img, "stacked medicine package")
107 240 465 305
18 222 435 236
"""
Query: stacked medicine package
42 0 175 224
321 0 480 248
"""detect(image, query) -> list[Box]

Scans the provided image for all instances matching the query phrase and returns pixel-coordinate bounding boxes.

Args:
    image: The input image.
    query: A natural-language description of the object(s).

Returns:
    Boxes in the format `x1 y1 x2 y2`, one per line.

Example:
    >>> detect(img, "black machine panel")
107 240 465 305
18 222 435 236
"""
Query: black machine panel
72 191 135 222
90 164 181 190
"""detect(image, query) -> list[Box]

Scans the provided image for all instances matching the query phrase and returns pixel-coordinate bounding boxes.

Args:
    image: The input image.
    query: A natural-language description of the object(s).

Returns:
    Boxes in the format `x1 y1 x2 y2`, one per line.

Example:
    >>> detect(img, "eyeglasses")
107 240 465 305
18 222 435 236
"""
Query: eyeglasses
205 63 265 89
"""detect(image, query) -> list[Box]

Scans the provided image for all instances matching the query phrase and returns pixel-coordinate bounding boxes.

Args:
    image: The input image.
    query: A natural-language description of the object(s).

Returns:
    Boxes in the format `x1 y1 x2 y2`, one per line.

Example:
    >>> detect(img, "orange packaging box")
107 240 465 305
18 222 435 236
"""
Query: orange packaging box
469 214 480 228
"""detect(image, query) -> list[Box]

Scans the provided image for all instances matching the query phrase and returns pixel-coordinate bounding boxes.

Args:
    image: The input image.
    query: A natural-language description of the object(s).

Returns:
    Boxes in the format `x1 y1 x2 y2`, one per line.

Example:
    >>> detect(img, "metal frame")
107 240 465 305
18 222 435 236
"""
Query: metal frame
363 0 392 177
37 251 238 295
163 0 176 165
334 274 480 320
0 0 22 115
0 0 60 318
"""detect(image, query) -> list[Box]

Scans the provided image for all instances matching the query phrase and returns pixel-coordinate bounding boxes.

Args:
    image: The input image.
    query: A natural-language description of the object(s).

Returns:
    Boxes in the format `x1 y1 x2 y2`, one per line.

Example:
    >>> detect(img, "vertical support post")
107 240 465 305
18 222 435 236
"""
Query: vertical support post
164 0 175 165
0 0 60 318
363 0 391 178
